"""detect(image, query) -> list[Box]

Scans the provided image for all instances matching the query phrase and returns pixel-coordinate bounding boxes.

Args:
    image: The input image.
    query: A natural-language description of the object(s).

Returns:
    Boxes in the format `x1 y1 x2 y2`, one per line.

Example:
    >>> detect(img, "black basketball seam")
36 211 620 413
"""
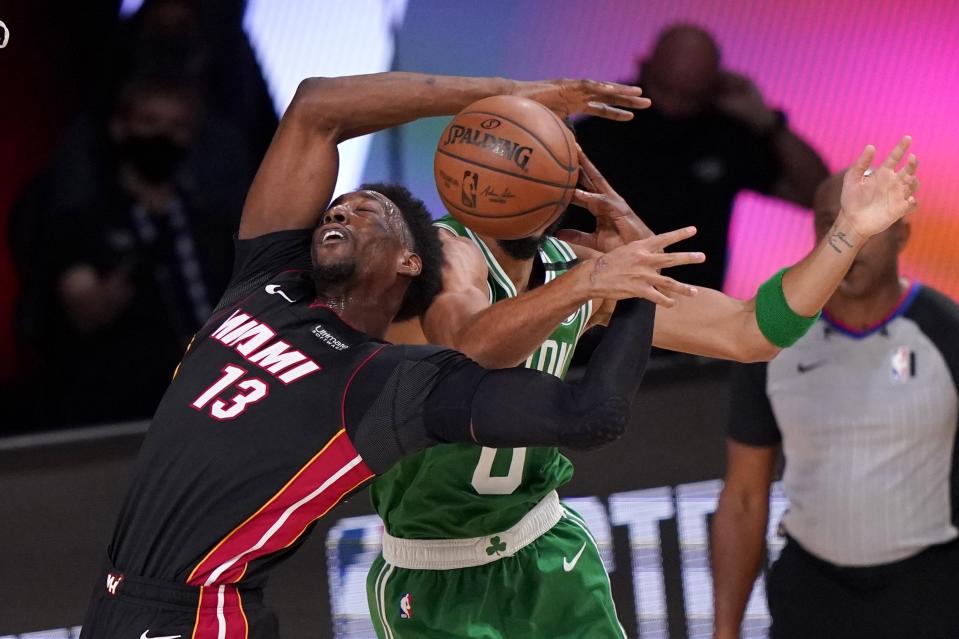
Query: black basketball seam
456 108 577 174
437 189 568 220
436 147 572 189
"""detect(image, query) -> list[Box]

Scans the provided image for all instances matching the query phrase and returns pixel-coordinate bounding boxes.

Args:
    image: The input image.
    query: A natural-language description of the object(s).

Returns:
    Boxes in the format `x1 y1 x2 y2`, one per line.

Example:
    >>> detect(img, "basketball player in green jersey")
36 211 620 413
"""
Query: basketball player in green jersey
370 137 919 638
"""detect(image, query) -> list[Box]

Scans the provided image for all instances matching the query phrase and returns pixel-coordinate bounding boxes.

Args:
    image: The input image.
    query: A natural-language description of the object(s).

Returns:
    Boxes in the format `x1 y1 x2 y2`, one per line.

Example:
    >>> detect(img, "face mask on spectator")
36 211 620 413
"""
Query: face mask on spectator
119 134 189 184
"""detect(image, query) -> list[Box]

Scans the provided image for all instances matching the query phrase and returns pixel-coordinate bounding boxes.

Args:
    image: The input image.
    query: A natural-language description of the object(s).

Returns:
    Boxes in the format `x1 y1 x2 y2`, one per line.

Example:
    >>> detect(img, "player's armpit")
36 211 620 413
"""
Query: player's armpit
653 288 779 362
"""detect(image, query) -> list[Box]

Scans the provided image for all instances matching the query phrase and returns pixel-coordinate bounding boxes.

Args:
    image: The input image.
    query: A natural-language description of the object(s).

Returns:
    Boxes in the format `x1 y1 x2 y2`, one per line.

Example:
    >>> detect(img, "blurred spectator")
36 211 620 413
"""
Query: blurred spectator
110 0 279 159
711 173 959 638
572 24 828 291
10 74 252 428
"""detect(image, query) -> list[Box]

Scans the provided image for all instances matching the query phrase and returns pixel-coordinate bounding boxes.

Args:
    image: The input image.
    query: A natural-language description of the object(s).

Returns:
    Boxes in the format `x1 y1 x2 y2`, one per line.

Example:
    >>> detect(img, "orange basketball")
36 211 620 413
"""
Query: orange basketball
434 95 578 239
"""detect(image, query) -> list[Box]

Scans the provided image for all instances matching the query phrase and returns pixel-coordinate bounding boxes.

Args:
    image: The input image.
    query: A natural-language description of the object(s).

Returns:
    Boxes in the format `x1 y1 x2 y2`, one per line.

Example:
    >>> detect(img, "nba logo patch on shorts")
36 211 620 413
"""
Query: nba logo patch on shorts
399 592 413 619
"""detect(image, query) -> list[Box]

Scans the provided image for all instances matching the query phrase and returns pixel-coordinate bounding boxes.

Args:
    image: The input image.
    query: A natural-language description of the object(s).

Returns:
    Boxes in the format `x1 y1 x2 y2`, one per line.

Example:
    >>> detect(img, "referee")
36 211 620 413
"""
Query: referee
711 172 959 639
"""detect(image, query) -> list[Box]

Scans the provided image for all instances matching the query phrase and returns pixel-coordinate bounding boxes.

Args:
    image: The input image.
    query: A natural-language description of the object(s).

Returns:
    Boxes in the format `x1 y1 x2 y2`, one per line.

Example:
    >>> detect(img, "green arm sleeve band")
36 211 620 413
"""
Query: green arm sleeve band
756 268 821 348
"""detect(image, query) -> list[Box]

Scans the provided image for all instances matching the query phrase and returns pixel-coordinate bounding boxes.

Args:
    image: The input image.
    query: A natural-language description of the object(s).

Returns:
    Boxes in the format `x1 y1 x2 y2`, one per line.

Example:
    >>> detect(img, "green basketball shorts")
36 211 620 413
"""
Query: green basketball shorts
366 491 625 638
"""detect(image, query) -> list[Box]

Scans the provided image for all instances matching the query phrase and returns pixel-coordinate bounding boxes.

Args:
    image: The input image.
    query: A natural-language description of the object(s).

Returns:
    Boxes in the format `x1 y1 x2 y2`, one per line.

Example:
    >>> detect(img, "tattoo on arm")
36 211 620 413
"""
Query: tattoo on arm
828 231 854 254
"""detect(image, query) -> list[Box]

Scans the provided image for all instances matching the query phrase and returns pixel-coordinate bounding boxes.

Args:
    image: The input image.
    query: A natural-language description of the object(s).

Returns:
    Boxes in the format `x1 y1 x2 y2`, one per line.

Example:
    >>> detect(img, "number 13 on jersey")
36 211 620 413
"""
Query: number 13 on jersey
192 364 268 421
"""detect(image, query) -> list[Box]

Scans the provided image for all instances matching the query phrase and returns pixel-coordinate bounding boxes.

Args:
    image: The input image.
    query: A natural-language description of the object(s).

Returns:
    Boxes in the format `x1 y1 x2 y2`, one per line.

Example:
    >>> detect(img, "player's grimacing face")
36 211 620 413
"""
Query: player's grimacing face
312 192 411 286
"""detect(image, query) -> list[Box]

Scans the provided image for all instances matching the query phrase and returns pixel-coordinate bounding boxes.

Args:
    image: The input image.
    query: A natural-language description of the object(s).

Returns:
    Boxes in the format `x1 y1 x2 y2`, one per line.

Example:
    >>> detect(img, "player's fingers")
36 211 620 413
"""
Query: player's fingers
584 102 634 121
605 95 652 110
555 228 597 249
851 144 877 176
897 153 918 178
649 250 706 269
572 189 614 215
642 226 698 252
881 135 912 169
653 275 699 297
585 80 645 97
636 284 675 308
576 147 611 191
901 174 919 194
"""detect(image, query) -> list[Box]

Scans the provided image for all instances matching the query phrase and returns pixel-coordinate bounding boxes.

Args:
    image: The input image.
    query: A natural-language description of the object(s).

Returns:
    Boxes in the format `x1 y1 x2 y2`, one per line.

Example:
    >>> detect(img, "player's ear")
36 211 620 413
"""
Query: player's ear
398 251 422 277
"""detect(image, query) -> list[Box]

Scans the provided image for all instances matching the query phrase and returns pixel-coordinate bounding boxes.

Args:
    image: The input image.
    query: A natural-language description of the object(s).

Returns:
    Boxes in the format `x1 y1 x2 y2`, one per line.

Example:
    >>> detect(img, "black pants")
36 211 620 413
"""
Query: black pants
767 536 959 639
79 563 279 639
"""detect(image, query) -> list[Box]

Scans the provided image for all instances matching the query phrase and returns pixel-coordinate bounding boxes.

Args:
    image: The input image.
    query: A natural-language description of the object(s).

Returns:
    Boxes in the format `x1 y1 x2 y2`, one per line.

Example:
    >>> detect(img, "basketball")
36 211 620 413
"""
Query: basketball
433 95 578 239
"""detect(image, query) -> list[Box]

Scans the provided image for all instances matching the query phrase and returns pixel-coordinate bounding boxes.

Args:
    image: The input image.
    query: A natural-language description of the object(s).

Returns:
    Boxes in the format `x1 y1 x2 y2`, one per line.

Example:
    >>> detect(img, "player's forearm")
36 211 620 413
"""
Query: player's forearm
442 265 594 369
656 214 863 361
711 490 769 637
780 213 864 316
470 298 654 449
292 73 514 142
653 289 776 363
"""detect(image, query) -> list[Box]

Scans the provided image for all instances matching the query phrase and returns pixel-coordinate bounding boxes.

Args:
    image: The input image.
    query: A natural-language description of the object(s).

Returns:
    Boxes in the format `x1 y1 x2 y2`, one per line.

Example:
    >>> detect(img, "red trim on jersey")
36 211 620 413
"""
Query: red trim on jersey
187 430 374 587
191 585 248 639
341 344 388 428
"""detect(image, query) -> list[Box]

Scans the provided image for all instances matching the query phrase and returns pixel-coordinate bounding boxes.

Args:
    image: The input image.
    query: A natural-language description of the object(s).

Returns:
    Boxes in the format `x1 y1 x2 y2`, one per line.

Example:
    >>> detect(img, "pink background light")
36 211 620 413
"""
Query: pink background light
392 0 959 299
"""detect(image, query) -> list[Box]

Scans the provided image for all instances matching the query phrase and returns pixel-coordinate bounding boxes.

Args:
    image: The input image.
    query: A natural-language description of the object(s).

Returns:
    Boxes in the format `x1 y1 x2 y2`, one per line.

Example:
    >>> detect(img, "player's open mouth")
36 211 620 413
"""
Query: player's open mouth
319 226 351 245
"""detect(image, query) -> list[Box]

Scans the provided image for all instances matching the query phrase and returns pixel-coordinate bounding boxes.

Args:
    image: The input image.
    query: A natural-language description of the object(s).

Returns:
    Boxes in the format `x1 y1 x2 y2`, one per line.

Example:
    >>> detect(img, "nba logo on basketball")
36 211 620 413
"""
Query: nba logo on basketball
890 346 914 382
399 592 413 619
461 171 479 207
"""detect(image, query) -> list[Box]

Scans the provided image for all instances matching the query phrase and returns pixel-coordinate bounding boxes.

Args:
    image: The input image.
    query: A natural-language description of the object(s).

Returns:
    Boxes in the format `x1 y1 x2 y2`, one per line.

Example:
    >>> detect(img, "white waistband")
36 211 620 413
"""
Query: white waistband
381 491 564 570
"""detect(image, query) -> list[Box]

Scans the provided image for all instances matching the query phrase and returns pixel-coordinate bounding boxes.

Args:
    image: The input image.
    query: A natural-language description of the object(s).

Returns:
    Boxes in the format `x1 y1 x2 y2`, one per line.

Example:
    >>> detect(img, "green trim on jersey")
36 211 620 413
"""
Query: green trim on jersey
370 216 592 539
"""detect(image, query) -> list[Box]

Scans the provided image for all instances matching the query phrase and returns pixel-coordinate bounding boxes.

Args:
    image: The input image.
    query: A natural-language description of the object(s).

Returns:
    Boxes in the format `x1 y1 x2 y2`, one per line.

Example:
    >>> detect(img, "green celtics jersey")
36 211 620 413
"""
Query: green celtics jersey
370 216 593 538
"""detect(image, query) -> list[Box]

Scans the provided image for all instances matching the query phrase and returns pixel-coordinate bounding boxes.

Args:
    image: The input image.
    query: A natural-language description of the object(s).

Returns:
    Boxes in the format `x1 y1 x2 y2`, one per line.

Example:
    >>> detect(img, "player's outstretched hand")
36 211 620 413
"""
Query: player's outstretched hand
840 135 920 240
511 79 651 122
557 147 654 252
580 227 705 308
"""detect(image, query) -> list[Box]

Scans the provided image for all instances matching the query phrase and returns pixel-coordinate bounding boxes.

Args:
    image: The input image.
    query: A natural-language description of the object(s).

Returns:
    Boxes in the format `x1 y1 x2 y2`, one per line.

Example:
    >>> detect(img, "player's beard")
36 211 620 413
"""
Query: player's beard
312 260 357 293
496 210 568 260
497 236 544 260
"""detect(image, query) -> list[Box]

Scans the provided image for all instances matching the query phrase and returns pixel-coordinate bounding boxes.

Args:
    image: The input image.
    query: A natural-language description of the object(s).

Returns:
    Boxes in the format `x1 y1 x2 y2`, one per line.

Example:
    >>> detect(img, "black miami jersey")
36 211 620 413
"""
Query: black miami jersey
101 230 482 593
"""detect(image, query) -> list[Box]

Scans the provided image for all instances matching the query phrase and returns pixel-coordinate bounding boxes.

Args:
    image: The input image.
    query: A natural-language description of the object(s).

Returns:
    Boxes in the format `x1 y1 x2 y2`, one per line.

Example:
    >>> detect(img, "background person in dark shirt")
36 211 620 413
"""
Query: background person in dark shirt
711 172 959 639
11 75 248 427
573 23 829 291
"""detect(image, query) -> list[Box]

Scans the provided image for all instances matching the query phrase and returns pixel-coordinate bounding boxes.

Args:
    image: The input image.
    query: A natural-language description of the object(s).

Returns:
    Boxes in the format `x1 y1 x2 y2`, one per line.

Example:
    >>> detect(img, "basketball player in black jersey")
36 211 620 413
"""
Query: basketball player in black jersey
79 72 705 638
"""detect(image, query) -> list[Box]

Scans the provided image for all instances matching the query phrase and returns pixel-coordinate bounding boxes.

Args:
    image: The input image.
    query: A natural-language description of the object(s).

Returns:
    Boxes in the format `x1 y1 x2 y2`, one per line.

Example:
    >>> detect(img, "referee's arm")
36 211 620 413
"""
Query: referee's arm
712 363 781 639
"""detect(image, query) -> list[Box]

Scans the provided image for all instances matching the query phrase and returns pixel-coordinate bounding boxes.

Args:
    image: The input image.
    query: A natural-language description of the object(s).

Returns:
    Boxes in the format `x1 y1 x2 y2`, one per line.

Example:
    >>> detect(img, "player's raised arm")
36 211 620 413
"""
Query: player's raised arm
464 297 655 450
568 137 920 362
239 73 651 239
421 227 702 368
346 296 658 476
